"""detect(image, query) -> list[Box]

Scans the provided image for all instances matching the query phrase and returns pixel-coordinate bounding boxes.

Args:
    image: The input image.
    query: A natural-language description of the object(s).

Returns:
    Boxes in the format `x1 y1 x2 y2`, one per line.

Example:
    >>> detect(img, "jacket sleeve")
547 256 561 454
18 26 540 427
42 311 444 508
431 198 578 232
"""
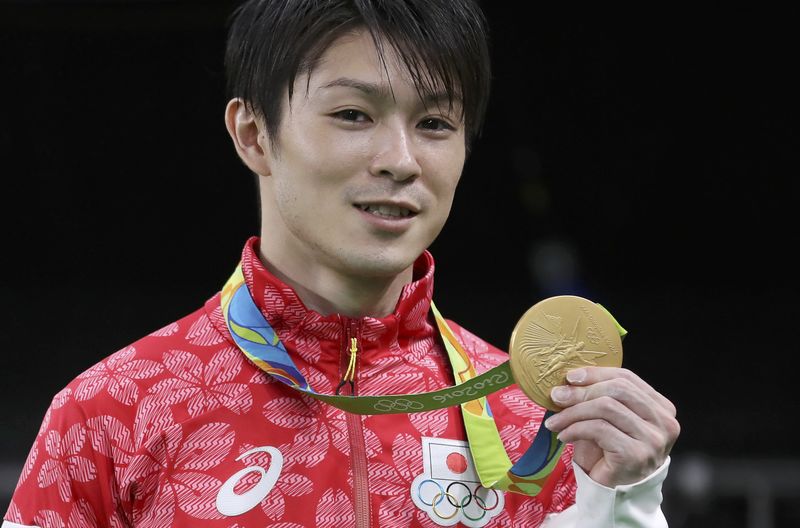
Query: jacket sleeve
541 458 671 527
2 390 114 528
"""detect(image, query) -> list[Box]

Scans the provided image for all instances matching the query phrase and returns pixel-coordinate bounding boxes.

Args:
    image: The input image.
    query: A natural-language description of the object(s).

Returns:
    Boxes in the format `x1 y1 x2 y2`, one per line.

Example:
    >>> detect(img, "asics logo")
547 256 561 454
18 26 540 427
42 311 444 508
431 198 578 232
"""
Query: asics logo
373 398 425 412
215 446 283 517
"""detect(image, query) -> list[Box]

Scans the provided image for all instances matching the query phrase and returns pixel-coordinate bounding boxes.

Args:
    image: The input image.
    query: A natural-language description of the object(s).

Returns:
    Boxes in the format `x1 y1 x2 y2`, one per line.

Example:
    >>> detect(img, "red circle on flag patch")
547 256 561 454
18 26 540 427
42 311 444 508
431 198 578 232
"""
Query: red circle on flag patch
446 452 468 474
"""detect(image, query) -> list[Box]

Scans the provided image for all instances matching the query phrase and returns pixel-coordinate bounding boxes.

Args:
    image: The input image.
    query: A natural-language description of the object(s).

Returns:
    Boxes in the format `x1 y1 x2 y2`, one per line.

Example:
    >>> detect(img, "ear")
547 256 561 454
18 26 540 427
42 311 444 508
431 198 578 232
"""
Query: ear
224 98 272 177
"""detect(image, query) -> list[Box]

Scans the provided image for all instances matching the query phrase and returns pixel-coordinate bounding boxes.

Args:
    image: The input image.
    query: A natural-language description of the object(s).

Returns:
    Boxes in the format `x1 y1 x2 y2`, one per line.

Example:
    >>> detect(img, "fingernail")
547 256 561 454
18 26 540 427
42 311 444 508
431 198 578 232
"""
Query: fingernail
566 369 586 383
544 416 556 429
551 386 570 402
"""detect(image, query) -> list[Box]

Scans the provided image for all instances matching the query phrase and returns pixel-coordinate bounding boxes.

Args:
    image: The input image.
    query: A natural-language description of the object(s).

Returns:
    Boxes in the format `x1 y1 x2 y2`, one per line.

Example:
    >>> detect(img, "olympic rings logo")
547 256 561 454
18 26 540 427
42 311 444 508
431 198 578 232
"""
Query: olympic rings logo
372 398 425 412
415 479 502 523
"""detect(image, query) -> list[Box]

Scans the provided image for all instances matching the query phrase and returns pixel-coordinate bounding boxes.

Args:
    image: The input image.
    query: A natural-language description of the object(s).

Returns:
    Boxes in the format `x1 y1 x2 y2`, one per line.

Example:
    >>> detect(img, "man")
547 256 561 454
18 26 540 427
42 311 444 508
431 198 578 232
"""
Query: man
4 0 679 526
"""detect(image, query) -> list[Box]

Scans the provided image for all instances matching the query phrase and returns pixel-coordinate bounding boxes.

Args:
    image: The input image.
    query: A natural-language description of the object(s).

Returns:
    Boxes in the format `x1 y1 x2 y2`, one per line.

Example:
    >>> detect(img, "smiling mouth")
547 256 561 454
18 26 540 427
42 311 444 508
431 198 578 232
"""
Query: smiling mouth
354 204 417 218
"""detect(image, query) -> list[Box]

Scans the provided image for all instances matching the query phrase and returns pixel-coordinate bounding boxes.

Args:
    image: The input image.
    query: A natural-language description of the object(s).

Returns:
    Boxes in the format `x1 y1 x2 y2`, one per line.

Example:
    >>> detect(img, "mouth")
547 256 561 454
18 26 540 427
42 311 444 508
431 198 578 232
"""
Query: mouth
353 203 419 219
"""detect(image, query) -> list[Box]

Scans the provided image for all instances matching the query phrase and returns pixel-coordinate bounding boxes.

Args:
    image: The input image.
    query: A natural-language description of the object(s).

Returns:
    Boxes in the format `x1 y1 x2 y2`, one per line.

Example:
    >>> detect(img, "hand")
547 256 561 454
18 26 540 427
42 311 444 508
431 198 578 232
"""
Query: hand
543 367 680 488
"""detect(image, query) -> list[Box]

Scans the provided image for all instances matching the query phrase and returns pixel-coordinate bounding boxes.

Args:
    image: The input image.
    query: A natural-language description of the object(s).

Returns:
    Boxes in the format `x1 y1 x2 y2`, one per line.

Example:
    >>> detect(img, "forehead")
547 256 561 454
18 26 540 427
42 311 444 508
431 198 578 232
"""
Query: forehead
302 29 462 107
308 30 412 89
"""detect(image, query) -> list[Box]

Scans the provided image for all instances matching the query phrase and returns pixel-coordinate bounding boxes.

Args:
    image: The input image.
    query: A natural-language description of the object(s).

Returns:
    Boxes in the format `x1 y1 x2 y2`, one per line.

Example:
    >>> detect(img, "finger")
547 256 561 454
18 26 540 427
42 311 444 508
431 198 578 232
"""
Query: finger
565 367 676 416
557 419 665 485
547 382 681 455
545 394 665 447
550 377 667 427
570 439 602 474
555 418 632 454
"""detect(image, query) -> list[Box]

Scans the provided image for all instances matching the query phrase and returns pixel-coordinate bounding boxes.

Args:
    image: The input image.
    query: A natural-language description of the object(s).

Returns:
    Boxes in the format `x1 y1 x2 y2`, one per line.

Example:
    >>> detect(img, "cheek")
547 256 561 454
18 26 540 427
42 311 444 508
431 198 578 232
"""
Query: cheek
277 138 356 196
295 142 366 192
430 156 463 206
292 116 369 169
426 171 461 231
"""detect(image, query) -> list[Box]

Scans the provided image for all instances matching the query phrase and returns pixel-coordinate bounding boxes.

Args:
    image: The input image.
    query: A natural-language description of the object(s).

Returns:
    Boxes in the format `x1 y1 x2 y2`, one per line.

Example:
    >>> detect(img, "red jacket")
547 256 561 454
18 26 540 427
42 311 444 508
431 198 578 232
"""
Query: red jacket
5 237 576 527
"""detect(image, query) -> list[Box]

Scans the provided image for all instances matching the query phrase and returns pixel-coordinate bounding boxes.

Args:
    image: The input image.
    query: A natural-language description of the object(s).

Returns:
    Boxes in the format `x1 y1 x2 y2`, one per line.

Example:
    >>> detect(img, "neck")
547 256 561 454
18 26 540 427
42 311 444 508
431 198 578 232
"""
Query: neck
257 241 414 320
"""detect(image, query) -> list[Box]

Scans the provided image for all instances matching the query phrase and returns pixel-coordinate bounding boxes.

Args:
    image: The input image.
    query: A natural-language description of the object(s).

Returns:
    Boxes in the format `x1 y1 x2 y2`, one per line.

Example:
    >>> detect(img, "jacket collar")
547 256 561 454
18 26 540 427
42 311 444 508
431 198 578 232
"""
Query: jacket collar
240 236 436 347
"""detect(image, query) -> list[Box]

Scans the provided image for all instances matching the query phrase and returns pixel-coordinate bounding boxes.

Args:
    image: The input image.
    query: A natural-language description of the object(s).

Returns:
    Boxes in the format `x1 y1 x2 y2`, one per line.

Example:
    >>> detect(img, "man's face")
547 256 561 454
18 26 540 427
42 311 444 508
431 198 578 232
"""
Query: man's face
258 28 466 280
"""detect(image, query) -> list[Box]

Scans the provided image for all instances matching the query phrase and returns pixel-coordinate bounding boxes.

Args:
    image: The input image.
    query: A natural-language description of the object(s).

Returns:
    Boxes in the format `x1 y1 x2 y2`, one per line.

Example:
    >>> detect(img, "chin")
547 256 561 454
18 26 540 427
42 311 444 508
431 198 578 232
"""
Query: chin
339 249 418 279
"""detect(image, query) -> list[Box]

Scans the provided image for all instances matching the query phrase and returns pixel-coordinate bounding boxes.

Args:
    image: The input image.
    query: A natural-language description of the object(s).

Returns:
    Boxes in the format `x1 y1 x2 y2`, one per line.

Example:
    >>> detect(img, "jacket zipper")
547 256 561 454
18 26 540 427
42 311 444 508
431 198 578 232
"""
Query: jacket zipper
340 318 371 527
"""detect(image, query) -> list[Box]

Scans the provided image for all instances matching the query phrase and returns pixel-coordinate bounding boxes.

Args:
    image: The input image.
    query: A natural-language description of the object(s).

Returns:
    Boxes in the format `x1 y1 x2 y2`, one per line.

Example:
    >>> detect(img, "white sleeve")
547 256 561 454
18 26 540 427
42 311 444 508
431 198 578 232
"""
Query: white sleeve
541 457 671 528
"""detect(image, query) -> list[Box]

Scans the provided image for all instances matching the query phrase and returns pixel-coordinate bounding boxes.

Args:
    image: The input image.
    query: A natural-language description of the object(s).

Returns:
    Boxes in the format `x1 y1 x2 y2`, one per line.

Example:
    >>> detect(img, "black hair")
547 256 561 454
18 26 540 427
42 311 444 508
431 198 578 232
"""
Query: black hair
225 0 491 150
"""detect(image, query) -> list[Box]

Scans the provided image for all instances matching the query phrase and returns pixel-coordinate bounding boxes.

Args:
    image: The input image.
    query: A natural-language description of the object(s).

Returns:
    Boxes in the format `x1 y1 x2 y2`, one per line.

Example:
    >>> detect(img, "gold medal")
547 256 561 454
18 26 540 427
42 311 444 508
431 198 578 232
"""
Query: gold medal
509 295 623 412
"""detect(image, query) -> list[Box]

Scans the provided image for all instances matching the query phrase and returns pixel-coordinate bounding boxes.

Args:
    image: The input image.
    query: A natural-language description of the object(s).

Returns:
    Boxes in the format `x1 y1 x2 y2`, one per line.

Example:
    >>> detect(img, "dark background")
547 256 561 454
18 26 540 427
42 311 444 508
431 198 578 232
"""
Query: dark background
1 2 798 526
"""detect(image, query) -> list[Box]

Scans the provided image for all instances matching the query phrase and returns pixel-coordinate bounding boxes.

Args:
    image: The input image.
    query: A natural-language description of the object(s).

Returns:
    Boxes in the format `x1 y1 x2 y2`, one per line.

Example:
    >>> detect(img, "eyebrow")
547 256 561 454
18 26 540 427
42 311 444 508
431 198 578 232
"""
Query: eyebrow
318 77 461 106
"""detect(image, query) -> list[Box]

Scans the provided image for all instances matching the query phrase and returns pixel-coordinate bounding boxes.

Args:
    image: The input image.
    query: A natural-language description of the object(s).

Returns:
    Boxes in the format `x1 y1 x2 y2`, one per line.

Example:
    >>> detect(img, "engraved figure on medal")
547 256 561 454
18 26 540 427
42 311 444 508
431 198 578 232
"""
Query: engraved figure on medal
520 313 608 384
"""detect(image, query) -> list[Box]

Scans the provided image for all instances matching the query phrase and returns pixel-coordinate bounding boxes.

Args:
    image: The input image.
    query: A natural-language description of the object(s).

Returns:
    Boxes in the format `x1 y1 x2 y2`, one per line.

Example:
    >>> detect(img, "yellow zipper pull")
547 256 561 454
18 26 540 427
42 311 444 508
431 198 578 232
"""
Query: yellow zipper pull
336 337 358 395
346 337 358 381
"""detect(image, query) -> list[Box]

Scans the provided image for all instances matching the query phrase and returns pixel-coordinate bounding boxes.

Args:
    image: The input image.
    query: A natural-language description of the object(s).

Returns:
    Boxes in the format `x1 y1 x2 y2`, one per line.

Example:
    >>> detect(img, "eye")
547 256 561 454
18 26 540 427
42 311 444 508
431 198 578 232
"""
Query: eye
418 118 455 132
332 109 371 123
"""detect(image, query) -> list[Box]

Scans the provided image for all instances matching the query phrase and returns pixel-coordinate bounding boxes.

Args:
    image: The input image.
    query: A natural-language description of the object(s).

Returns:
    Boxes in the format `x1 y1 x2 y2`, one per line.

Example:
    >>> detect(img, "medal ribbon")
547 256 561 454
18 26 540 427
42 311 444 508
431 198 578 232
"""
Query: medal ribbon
221 264 623 496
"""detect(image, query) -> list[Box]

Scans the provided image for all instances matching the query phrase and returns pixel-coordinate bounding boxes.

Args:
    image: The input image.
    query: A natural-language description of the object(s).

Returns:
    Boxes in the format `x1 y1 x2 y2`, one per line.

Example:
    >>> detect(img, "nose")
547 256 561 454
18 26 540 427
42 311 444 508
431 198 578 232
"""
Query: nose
368 124 421 182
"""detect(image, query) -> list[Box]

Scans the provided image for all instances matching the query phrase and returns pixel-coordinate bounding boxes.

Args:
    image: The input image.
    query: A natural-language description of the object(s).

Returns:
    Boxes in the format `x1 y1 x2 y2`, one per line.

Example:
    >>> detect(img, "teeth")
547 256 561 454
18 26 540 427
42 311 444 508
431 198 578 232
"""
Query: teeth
358 204 411 218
